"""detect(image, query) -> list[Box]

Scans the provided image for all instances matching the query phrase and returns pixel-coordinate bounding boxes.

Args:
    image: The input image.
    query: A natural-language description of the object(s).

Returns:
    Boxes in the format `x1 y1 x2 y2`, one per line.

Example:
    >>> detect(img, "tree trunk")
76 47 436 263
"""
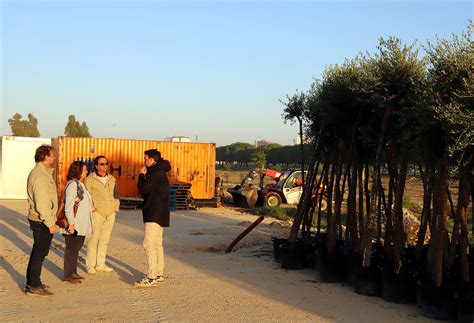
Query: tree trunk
448 184 460 267
447 187 456 220
299 117 305 188
377 170 388 240
360 162 371 257
428 134 449 287
347 163 359 247
328 147 343 255
304 160 321 237
471 175 474 235
364 162 370 232
345 168 352 241
317 162 329 234
377 185 383 243
392 144 409 274
361 105 392 267
358 164 365 243
458 168 471 282
384 153 397 250
416 163 434 259
338 115 360 243
288 131 321 249
325 154 337 254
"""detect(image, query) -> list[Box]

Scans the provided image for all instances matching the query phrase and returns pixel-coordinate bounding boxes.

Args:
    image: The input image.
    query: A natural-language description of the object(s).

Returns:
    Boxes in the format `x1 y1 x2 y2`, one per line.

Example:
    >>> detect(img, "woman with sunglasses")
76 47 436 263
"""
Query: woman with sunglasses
84 155 120 274
62 160 93 283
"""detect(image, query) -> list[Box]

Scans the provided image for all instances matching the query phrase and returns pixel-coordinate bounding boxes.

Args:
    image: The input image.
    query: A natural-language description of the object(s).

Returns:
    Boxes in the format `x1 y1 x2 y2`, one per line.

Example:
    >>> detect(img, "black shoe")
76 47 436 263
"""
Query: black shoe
25 282 49 289
24 285 53 296
64 276 82 284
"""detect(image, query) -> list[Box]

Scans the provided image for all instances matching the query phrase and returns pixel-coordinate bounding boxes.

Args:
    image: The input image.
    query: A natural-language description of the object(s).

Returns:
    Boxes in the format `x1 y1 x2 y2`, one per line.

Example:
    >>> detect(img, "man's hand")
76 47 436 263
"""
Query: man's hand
140 166 147 175
49 225 59 234
68 224 75 234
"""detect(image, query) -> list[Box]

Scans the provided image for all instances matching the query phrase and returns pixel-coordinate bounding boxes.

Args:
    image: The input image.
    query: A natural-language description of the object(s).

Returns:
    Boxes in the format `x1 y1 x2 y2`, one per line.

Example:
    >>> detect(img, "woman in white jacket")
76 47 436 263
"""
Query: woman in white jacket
62 161 93 283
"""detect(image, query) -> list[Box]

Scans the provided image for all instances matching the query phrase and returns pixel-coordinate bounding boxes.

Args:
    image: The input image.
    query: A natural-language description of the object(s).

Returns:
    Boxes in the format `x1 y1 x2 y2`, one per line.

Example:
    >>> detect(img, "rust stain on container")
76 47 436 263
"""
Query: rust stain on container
52 137 216 200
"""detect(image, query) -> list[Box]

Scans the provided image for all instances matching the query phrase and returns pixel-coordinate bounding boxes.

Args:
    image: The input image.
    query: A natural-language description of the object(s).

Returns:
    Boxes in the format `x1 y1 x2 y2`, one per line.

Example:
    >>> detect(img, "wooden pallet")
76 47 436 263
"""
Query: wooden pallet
194 198 218 208
119 181 193 211
170 181 193 210
119 197 143 210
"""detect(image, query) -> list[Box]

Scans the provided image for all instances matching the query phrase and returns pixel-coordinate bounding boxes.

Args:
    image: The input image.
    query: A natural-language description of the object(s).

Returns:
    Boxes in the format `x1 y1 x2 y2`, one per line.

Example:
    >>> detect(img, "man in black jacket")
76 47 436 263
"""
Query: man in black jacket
135 149 171 287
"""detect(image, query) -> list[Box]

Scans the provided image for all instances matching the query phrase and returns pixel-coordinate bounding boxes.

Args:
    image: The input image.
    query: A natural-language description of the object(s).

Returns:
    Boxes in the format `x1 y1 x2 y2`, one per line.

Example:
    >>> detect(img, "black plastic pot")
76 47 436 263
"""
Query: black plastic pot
272 237 287 262
305 250 317 269
317 244 348 283
456 284 474 323
346 252 362 288
469 245 474 280
416 280 457 320
382 271 417 304
457 296 474 323
311 233 328 249
354 266 383 297
352 245 384 296
279 243 307 270
382 248 418 304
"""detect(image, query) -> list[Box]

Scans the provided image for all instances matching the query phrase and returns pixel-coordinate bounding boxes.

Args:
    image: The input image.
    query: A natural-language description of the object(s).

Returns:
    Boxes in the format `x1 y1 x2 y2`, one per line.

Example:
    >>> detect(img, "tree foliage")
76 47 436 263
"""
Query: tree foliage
279 21 472 287
8 113 40 137
250 148 266 168
64 115 91 137
425 23 474 168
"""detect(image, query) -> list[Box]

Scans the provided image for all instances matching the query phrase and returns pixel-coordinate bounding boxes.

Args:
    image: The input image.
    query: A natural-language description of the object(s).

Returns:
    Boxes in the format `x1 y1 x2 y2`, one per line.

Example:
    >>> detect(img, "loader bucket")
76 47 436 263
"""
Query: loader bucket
228 187 258 208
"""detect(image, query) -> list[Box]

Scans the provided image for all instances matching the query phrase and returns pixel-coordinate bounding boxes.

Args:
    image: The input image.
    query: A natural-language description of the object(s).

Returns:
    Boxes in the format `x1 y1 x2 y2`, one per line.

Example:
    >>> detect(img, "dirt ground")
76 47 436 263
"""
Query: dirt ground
216 169 463 212
1 200 431 322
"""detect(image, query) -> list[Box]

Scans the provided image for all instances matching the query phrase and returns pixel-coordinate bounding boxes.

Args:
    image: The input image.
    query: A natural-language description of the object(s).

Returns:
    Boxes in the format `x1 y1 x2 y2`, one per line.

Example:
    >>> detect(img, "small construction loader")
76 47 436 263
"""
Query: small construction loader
228 167 327 209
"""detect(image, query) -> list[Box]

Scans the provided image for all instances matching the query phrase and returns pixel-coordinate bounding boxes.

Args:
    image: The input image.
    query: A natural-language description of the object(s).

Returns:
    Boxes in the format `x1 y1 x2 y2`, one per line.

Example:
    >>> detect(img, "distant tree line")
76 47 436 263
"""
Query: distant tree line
7 113 91 137
216 142 315 169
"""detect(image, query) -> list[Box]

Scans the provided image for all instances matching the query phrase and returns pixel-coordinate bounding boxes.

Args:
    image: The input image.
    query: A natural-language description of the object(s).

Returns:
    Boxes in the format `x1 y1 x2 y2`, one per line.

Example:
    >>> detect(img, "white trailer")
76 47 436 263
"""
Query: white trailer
0 136 52 199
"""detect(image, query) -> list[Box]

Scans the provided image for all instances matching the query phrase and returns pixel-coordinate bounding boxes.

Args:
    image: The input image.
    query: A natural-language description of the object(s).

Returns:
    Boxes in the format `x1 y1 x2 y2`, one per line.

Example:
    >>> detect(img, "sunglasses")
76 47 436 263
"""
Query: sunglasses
98 162 109 166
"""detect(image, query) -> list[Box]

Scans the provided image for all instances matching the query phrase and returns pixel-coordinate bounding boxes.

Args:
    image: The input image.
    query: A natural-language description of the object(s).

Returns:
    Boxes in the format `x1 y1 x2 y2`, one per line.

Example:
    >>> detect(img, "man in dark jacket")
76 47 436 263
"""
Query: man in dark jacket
135 149 171 287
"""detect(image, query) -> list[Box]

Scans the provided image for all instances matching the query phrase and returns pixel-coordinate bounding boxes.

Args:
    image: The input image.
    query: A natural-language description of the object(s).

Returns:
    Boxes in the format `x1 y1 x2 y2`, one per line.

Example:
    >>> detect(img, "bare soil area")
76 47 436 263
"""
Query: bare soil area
1 200 430 322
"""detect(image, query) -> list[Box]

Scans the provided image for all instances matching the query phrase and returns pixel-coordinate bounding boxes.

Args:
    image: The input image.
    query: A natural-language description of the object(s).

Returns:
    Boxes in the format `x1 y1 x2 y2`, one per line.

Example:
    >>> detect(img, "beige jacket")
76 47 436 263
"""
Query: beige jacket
84 172 120 217
27 162 58 228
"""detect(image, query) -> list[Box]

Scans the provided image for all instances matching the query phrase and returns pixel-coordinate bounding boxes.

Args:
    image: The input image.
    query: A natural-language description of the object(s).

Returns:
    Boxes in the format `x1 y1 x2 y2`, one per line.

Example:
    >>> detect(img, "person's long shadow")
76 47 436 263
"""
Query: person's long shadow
103 254 143 285
0 254 24 290
73 227 143 284
0 207 65 288
117 210 332 317
1 205 144 287
74 240 142 284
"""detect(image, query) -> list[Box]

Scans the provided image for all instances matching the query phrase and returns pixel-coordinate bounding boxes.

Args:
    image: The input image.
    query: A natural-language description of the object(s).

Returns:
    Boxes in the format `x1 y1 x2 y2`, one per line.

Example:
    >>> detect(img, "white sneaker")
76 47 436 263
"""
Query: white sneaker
134 277 158 288
86 267 97 274
96 265 114 272
156 276 164 282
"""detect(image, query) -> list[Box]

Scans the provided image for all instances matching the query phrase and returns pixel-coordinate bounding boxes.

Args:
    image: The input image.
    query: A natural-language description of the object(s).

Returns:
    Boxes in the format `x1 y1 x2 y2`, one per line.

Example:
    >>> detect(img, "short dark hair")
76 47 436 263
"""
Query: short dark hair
144 149 161 162
94 155 109 170
67 160 86 180
34 145 54 162
93 155 108 165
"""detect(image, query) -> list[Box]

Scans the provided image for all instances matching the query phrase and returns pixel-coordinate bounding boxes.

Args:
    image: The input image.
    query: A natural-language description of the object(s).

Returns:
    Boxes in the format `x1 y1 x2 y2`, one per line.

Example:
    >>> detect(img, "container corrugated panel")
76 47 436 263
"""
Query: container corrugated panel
52 137 216 200
0 136 52 199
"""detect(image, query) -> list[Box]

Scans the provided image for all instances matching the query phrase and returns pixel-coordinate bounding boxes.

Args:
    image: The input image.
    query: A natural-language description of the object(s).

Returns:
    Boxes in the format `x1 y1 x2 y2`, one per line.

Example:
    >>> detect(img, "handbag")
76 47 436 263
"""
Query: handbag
56 180 82 229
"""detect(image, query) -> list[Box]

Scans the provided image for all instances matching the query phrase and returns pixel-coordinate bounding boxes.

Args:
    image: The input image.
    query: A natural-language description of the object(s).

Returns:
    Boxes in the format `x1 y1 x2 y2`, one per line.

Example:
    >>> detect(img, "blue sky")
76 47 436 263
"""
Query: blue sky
1 0 472 146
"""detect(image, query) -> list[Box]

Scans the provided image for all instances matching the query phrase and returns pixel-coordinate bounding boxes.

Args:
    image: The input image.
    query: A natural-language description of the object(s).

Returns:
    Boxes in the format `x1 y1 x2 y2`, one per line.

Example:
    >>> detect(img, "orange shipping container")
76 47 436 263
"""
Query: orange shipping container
52 137 216 200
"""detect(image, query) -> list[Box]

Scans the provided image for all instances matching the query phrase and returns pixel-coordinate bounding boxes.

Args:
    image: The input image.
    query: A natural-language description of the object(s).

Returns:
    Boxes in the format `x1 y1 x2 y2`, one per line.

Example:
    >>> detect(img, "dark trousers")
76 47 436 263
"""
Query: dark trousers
26 220 53 288
64 235 85 279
